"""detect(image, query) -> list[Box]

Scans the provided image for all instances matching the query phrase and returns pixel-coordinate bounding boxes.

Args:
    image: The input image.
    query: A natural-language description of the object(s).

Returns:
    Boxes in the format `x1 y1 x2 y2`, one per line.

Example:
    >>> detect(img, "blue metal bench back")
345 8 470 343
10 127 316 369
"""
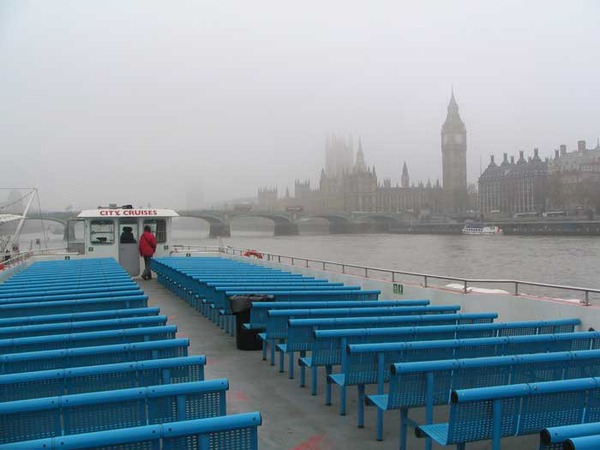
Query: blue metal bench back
0 411 262 450
0 295 149 318
0 356 206 402
0 380 229 444
389 349 600 410
249 299 430 329
0 325 177 354
346 331 600 388
265 305 460 339
0 315 168 339
0 289 144 305
287 312 498 353
540 422 600 450
0 284 140 300
0 307 161 328
0 338 190 374
311 319 580 367
441 377 600 445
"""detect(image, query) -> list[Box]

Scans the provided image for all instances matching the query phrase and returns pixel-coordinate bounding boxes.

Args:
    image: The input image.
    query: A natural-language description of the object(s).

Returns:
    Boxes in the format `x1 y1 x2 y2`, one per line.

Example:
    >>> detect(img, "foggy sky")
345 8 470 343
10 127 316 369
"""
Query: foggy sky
1 1 599 210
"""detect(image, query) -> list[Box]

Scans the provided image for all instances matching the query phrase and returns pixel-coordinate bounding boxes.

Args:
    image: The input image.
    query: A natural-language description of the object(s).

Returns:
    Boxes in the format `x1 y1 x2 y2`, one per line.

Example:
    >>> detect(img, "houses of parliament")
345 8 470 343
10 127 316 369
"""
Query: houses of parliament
258 93 468 215
258 92 599 218
258 93 469 216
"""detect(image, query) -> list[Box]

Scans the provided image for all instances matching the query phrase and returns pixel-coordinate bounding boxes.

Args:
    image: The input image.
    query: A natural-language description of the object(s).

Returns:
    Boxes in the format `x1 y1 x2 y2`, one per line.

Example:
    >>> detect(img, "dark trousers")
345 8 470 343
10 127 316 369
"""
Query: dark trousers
142 256 152 279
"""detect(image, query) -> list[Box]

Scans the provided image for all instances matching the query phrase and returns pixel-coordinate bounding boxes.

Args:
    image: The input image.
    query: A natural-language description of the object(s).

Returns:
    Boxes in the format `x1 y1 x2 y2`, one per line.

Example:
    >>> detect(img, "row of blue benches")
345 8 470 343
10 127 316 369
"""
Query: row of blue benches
0 258 262 449
151 256 381 334
150 255 600 450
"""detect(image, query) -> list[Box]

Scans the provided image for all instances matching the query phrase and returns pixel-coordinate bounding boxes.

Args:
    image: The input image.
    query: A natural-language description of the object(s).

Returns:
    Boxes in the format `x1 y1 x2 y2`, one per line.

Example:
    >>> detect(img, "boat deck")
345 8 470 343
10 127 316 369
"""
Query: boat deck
142 278 539 450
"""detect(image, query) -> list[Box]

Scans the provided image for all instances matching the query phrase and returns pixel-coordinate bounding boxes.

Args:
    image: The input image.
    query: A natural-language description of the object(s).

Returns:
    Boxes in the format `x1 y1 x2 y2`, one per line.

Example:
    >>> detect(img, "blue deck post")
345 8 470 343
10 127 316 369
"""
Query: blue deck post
492 398 503 450
399 408 409 450
288 350 296 379
279 347 285 373
357 384 365 428
261 338 267 361
425 371 434 450
322 366 333 398
374 352 386 434
325 367 333 405
270 339 276 366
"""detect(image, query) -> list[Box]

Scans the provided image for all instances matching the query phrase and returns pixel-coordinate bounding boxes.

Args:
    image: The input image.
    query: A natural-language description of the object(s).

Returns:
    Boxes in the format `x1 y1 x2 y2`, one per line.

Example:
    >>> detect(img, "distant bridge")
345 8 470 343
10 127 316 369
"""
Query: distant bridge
25 210 600 238
31 210 417 238
177 210 415 237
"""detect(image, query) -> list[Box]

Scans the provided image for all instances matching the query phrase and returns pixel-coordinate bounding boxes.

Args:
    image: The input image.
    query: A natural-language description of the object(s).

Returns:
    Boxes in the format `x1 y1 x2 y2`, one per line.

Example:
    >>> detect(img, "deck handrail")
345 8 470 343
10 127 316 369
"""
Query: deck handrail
169 244 600 305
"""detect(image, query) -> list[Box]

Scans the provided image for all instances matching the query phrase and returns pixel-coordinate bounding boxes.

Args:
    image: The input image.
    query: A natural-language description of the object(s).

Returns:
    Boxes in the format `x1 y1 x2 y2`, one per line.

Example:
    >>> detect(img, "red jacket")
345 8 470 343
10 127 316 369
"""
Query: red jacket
139 231 157 257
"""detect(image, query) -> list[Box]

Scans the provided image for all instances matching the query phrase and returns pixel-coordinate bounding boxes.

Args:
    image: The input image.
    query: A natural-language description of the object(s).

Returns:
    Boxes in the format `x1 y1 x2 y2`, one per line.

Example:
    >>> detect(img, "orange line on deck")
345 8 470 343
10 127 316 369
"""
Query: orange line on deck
291 434 327 450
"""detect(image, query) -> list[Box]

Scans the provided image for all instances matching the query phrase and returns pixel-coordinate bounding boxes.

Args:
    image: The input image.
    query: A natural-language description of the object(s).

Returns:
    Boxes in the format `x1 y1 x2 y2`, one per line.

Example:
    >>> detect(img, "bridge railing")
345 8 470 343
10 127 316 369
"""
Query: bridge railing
167 245 600 306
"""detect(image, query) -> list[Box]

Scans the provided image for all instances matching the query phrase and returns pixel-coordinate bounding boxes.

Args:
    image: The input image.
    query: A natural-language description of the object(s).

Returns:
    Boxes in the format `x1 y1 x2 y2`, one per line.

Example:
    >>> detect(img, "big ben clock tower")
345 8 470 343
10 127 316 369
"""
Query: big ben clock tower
441 91 468 213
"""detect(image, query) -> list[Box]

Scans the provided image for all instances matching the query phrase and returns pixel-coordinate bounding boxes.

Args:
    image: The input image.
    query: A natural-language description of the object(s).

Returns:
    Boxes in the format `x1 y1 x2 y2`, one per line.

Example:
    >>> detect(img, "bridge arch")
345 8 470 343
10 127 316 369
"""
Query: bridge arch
304 215 353 234
178 213 299 237
229 213 298 236
177 214 230 238
351 214 402 233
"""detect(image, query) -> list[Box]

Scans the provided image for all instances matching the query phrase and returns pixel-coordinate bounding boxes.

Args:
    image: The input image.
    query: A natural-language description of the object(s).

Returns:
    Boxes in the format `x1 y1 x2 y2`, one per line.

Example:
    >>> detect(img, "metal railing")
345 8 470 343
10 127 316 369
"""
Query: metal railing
0 250 32 269
228 246 600 306
169 244 600 305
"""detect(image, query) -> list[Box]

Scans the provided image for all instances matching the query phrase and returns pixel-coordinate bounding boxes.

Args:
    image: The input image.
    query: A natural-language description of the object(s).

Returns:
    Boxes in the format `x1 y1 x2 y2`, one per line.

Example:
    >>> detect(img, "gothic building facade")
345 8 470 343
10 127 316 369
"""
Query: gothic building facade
478 150 547 214
259 93 467 216
478 139 600 215
286 136 443 215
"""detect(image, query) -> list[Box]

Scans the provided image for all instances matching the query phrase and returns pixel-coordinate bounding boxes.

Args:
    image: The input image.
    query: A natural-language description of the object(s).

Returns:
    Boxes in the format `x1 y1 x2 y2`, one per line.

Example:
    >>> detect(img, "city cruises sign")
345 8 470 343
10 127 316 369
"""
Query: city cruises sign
77 209 179 218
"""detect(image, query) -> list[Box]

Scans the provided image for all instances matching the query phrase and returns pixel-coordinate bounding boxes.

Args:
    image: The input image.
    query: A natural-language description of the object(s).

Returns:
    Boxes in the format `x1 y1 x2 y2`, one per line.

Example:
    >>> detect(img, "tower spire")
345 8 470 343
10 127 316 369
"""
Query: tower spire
355 137 366 172
401 161 409 188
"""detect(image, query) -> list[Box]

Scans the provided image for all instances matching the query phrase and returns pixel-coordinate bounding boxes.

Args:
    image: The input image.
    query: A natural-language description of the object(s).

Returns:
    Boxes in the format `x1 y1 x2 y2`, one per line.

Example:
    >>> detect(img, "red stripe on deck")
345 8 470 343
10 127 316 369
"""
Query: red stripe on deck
231 390 249 402
291 435 326 450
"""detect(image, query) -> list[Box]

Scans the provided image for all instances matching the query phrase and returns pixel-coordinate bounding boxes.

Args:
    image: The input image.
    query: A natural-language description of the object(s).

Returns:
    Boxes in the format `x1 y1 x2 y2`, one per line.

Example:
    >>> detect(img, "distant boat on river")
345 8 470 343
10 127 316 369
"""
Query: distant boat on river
462 223 503 235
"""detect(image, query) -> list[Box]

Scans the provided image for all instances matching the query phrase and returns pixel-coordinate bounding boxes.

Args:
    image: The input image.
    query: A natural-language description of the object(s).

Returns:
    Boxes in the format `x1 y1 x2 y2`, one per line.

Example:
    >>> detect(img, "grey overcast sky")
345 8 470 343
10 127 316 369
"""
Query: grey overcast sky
1 0 599 210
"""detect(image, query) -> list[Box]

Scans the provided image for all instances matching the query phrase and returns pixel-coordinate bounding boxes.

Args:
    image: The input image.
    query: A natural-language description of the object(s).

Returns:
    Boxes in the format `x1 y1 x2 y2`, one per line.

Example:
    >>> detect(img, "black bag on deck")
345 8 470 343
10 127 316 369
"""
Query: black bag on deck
229 294 274 350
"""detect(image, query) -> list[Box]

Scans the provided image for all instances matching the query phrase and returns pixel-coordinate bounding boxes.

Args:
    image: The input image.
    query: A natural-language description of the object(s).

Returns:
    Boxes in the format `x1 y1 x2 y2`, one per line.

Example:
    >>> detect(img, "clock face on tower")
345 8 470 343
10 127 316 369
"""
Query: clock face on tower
454 134 464 144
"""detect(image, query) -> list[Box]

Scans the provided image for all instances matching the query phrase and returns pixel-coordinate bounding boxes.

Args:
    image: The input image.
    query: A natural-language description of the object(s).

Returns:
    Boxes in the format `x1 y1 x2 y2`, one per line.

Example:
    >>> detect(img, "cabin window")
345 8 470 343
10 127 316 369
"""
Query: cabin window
119 219 138 244
143 219 167 243
90 220 115 245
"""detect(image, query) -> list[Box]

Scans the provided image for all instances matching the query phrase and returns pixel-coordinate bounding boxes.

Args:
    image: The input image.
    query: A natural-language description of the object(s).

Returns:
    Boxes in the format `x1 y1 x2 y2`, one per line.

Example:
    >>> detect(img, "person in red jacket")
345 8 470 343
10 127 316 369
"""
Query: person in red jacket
139 225 157 280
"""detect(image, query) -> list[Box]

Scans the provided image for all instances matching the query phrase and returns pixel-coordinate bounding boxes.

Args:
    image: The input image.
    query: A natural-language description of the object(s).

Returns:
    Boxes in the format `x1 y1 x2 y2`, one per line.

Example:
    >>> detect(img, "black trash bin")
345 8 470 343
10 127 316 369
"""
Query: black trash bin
229 294 274 350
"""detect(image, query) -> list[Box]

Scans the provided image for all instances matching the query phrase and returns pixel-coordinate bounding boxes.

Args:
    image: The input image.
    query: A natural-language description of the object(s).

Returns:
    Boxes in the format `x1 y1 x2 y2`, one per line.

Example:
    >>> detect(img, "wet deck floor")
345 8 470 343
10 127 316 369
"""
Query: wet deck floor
143 278 539 450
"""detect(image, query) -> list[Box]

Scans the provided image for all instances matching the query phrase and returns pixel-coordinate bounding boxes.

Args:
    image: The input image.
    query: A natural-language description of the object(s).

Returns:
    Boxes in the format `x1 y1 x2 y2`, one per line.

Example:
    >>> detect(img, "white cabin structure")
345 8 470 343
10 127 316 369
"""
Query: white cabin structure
67 207 179 276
